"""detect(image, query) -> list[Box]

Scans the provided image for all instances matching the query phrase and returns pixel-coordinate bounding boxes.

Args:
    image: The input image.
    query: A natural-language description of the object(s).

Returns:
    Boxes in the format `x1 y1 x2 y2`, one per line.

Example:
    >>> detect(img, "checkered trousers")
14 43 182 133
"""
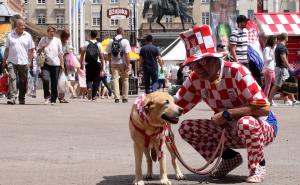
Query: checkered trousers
179 116 275 170
174 62 269 114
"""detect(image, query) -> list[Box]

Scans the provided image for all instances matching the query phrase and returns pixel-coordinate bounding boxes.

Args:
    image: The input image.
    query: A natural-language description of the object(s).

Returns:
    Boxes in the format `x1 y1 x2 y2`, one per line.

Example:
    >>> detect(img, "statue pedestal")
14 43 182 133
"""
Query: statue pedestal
146 32 180 49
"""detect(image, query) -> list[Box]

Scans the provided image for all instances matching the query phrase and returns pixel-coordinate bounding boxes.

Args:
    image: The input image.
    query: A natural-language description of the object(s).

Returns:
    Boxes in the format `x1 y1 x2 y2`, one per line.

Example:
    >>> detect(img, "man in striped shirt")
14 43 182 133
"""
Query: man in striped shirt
230 15 249 66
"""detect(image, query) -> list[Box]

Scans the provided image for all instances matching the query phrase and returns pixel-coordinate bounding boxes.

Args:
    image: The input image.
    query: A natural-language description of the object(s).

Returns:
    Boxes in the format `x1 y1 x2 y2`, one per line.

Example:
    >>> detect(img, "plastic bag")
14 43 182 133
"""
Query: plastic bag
57 72 68 94
77 68 86 88
36 51 46 67
27 71 36 97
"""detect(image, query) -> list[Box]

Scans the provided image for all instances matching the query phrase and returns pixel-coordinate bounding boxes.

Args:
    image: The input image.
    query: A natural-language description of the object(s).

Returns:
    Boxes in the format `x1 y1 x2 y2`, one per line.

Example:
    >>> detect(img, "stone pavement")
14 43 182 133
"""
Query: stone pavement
0 90 299 185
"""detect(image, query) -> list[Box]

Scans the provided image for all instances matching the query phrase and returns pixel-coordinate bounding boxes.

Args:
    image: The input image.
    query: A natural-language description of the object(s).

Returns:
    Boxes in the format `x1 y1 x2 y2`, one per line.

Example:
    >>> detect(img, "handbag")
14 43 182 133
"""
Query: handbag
100 69 106 77
36 51 46 67
281 76 298 94
0 70 8 94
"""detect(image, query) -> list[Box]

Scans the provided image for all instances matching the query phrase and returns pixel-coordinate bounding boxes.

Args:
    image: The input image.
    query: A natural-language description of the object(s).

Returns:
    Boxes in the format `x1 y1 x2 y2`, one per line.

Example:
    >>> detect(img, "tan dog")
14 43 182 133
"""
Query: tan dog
129 92 184 185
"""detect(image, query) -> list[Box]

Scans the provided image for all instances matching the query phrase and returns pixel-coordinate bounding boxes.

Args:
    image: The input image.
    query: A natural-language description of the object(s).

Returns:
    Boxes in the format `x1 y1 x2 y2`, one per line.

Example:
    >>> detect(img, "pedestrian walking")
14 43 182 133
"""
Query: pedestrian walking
37 25 64 105
157 61 167 92
106 27 131 103
139 34 163 94
99 63 112 98
1 19 34 105
175 25 278 183
230 15 262 86
59 29 78 102
268 33 299 106
79 30 104 101
27 49 40 98
262 35 276 98
229 15 248 65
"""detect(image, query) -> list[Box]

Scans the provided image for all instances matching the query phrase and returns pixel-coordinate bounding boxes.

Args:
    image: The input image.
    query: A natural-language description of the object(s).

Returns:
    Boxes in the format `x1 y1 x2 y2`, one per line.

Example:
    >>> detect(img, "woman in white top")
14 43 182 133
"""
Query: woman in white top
262 35 277 97
37 26 64 105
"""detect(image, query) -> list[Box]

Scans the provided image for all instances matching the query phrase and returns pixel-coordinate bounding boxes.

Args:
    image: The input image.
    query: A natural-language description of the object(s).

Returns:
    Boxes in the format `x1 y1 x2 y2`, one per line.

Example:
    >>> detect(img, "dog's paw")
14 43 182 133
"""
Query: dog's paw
132 179 145 185
175 172 185 180
144 173 153 180
160 178 172 185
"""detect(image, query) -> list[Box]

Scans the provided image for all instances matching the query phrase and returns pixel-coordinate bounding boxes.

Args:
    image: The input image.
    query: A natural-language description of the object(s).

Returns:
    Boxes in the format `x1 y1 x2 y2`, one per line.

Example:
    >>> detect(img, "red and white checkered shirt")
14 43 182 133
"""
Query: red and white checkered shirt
174 61 269 113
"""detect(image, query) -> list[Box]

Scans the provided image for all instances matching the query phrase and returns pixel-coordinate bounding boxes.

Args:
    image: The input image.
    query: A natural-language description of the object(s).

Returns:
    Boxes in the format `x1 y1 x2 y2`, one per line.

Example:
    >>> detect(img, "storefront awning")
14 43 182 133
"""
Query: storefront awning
255 13 300 36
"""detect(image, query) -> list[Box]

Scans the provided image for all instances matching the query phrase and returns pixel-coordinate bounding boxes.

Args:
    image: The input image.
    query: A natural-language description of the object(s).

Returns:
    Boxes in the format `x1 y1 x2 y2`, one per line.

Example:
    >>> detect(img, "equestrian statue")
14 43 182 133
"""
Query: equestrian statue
142 0 195 32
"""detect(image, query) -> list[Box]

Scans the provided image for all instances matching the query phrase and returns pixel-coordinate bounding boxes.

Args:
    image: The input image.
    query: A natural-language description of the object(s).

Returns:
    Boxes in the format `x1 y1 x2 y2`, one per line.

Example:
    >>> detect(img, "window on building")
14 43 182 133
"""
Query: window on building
92 13 100 26
248 10 254 19
56 14 64 24
201 12 209 25
92 0 100 4
37 14 46 24
184 17 192 23
146 14 152 23
111 19 119 26
110 0 118 4
24 0 28 4
37 0 46 4
129 0 137 4
201 0 209 4
187 0 194 6
56 0 63 4
165 16 173 23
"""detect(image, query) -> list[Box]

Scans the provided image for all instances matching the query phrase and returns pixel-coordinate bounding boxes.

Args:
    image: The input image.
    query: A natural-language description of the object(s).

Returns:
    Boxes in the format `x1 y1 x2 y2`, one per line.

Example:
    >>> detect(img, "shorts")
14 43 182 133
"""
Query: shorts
274 67 289 87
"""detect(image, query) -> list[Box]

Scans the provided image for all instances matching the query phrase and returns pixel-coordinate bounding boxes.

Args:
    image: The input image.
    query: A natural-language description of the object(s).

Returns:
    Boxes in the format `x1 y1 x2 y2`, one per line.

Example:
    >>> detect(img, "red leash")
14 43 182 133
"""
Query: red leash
166 128 226 175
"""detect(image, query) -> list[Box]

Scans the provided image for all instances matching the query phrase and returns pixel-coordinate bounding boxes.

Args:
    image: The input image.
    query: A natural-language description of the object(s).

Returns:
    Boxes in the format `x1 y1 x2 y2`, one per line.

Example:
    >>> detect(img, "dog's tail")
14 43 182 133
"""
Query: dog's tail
150 148 157 162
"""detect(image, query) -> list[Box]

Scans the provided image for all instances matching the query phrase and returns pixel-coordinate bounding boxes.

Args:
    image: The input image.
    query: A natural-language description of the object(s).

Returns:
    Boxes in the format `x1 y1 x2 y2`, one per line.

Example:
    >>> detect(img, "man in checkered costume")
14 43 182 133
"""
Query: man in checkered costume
174 25 278 183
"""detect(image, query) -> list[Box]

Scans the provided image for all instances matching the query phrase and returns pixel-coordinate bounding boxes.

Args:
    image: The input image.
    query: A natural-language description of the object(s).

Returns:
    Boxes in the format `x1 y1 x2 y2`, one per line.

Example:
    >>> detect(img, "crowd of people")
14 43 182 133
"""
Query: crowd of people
0 19 138 105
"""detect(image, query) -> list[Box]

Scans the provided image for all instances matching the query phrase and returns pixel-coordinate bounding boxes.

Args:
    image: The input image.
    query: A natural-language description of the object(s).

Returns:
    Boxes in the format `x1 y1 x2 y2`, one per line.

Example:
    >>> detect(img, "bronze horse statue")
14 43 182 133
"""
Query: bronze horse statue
142 0 195 32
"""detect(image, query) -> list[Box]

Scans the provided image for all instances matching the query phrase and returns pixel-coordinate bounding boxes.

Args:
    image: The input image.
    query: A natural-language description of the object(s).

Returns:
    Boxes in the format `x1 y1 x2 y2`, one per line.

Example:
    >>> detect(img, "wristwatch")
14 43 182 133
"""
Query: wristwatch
222 110 233 121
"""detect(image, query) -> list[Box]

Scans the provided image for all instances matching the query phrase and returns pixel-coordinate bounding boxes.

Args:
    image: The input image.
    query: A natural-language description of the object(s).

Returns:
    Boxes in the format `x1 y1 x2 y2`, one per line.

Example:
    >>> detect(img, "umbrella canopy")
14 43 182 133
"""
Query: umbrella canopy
129 47 140 60
101 38 111 51
129 51 140 60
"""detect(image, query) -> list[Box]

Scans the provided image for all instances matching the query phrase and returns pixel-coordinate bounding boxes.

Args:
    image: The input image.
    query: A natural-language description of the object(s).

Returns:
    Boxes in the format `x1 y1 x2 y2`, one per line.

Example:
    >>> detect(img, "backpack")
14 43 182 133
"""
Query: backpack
111 38 123 57
85 41 99 64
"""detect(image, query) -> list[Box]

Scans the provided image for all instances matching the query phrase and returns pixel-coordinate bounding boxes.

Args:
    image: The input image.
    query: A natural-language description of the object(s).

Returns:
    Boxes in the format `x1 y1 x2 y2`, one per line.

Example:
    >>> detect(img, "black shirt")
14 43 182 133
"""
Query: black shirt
275 43 288 68
140 44 160 71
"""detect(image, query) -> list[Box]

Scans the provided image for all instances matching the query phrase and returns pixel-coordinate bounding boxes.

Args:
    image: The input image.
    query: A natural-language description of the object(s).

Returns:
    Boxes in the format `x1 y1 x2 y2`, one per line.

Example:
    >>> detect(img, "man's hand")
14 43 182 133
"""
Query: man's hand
211 111 227 126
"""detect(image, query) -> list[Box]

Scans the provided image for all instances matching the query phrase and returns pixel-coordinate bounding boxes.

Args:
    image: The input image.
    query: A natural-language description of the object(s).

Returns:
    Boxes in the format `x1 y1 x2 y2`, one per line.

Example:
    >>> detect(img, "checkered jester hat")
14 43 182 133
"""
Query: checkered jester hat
180 25 225 66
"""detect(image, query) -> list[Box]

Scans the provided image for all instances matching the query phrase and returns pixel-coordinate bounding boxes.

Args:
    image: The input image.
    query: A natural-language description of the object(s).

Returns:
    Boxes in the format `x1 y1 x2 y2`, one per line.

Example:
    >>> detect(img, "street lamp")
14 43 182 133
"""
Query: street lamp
129 0 137 46
99 0 103 41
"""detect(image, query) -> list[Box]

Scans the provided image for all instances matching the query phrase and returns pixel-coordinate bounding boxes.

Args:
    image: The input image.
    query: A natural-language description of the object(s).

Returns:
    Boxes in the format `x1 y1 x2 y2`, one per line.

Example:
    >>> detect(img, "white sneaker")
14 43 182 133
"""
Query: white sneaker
270 100 277 107
284 100 293 106
292 100 300 106
44 99 50 105
51 102 55 105
246 165 266 183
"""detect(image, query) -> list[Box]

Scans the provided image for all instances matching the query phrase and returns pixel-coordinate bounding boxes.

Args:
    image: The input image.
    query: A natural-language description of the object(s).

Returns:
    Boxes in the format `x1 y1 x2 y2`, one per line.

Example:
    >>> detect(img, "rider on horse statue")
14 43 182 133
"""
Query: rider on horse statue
162 0 180 17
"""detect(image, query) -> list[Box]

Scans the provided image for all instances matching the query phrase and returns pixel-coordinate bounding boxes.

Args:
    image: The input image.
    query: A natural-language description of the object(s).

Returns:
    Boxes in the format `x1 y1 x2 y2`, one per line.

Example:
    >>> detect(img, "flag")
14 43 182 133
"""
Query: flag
246 20 264 72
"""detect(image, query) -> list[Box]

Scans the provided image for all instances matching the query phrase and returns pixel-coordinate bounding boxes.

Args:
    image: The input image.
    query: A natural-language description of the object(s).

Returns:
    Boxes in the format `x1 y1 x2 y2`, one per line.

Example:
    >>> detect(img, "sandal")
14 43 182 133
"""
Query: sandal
59 99 69 103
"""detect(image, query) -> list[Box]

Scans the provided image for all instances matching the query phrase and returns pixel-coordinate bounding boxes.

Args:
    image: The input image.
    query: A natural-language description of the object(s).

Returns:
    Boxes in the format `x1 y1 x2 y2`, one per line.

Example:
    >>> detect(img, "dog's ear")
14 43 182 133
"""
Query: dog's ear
144 101 153 114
